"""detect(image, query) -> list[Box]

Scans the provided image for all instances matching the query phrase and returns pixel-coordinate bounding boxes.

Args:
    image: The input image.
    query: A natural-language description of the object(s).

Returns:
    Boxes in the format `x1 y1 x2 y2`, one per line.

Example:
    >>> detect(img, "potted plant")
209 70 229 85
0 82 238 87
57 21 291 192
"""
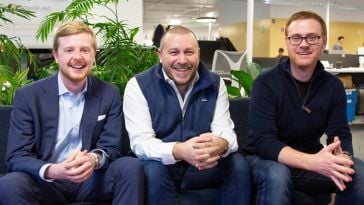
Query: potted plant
0 3 36 105
0 3 36 173
226 62 262 98
35 0 158 96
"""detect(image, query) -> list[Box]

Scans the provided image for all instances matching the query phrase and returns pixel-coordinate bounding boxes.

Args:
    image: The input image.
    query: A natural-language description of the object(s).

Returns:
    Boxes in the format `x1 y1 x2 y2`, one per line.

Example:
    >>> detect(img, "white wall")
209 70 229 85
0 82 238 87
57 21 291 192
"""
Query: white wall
219 1 271 26
219 1 364 27
270 5 364 23
143 23 220 46
2 0 143 48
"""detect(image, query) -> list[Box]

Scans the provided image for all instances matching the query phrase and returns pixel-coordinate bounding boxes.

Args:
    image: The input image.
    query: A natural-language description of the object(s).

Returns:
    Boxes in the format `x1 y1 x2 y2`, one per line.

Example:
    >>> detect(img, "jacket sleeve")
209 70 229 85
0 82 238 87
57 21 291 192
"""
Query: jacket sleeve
5 89 47 178
93 85 123 164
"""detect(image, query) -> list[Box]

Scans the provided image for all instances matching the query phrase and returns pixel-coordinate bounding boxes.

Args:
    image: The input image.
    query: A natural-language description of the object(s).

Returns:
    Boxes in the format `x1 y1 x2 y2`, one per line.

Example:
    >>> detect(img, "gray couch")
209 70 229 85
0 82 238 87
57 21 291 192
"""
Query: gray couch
0 98 331 204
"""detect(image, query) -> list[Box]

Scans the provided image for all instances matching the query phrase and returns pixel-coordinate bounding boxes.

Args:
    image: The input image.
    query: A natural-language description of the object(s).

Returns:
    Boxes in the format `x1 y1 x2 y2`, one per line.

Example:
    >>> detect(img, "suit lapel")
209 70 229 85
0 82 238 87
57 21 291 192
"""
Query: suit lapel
40 74 60 159
81 76 100 150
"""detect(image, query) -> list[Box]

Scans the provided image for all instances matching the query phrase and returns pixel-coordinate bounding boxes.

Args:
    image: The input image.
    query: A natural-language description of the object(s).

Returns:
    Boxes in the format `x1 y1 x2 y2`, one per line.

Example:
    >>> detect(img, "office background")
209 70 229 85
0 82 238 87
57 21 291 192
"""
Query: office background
3 0 364 58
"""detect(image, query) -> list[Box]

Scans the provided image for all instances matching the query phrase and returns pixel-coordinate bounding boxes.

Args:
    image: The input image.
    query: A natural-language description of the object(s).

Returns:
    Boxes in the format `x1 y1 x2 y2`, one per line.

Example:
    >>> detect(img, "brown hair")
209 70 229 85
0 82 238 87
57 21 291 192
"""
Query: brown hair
159 26 199 51
285 11 327 37
53 21 97 52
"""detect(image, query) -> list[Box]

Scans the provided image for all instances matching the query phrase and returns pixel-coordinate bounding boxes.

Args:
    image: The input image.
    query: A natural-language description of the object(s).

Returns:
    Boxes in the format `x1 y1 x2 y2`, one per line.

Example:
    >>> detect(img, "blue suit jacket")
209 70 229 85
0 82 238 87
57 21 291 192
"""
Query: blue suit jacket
5 74 123 178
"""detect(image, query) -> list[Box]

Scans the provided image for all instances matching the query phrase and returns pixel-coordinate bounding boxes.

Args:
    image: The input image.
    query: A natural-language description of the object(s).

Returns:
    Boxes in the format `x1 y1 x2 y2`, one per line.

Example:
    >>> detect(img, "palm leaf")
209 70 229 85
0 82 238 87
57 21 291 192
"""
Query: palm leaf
0 4 35 25
36 12 66 42
65 0 95 19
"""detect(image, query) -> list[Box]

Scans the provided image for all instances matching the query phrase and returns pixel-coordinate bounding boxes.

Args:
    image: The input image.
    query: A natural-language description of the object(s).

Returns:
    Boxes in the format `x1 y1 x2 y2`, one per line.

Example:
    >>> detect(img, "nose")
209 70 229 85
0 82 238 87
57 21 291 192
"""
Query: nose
73 50 83 59
177 53 188 64
299 38 310 47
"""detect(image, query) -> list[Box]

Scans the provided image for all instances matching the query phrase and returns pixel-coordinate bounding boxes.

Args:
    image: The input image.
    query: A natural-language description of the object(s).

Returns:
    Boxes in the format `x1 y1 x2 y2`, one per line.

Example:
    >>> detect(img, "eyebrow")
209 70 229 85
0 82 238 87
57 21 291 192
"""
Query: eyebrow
289 33 320 36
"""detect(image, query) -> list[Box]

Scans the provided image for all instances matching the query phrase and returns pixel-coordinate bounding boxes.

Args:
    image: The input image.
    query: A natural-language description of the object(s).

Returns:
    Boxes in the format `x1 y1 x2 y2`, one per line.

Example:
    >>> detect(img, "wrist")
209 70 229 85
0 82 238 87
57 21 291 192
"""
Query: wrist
89 153 101 169
172 142 182 160
342 151 353 160
220 138 228 155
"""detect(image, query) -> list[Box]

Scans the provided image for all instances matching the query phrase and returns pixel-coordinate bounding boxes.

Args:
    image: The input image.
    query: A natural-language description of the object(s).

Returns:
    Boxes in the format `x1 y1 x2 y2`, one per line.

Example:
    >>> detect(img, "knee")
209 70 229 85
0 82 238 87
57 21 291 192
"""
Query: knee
253 161 292 189
0 172 33 194
142 160 172 193
142 160 169 181
261 163 291 188
223 153 250 176
348 158 364 193
109 157 143 179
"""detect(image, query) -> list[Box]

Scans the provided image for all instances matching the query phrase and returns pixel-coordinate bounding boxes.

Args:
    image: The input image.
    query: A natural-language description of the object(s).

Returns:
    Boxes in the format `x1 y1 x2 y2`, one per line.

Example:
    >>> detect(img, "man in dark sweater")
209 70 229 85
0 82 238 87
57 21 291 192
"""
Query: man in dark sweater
123 26 251 205
243 11 364 205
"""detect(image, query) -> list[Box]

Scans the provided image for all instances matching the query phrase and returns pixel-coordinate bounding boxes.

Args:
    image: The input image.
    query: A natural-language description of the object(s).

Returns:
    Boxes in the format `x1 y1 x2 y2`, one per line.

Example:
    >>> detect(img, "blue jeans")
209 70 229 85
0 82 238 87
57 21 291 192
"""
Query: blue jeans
335 158 364 205
247 155 364 205
142 152 251 205
247 155 293 205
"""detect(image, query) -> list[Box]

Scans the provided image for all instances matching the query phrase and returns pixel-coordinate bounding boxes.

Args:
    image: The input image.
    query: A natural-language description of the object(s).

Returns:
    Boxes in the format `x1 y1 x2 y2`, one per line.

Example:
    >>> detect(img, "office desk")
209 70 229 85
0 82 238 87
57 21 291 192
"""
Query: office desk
325 68 364 86
326 68 364 116
325 67 364 74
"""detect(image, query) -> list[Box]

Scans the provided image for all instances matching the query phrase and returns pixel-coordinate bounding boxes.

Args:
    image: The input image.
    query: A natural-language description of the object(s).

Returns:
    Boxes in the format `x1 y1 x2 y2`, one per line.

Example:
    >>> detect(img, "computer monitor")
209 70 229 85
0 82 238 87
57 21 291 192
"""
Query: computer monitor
358 47 364 55
329 50 345 55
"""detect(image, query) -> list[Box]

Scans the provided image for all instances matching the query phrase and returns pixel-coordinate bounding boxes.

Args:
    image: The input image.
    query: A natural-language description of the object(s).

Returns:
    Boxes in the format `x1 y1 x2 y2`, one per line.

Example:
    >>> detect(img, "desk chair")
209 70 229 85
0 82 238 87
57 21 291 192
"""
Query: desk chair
211 50 248 77
211 50 248 96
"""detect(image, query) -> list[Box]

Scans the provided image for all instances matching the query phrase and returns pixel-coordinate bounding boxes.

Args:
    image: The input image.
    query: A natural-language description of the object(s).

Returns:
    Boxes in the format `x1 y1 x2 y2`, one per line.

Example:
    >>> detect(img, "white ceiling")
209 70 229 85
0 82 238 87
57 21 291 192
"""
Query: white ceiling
143 0 364 26
143 0 219 26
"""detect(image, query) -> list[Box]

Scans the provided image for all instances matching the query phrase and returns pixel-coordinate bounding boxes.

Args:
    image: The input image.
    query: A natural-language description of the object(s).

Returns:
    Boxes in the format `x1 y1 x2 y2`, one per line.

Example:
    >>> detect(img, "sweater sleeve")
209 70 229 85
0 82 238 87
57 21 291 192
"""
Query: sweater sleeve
325 80 353 155
249 75 286 161
248 77 287 161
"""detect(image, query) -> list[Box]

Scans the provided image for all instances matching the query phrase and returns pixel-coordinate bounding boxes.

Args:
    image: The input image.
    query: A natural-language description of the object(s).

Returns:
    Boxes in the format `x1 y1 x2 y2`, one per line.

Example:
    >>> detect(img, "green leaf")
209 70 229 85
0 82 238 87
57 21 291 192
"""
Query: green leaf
36 12 66 42
227 63 262 97
226 86 241 98
0 4 36 25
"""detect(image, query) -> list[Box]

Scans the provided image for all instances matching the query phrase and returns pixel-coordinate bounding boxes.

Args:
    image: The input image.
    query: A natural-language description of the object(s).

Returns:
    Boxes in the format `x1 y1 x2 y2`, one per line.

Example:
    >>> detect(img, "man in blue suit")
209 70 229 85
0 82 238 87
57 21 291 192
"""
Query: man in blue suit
0 21 144 205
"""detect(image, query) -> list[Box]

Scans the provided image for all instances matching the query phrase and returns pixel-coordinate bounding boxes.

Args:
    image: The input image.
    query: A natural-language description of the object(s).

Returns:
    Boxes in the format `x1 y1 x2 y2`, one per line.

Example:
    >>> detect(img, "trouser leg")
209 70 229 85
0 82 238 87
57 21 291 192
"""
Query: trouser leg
247 155 293 205
142 160 176 205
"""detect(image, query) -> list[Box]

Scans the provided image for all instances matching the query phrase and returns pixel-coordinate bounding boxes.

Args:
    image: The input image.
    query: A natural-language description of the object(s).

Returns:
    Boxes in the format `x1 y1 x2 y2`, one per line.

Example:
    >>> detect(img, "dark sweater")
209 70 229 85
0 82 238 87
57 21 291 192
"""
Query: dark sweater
242 60 352 161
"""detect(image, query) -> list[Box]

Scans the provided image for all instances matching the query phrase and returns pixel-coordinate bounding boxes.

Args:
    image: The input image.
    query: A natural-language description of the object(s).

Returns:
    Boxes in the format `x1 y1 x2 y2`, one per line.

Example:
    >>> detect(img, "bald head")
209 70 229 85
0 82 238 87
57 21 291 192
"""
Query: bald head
159 26 199 51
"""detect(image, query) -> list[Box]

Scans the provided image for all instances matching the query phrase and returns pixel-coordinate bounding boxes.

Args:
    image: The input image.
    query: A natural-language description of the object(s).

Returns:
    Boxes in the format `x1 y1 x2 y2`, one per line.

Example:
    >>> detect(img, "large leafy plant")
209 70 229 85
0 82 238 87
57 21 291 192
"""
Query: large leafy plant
0 3 36 105
36 0 158 96
227 63 262 98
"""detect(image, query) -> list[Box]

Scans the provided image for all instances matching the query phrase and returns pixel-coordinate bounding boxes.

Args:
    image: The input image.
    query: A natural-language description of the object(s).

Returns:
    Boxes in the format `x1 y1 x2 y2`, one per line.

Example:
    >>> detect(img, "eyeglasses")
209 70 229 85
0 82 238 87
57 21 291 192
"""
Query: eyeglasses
287 35 321 45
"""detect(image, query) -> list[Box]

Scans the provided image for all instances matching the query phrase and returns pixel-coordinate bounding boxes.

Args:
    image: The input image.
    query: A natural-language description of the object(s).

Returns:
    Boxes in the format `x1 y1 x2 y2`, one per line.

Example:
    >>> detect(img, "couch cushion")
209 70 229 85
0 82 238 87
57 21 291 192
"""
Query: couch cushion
229 97 250 148
0 106 12 174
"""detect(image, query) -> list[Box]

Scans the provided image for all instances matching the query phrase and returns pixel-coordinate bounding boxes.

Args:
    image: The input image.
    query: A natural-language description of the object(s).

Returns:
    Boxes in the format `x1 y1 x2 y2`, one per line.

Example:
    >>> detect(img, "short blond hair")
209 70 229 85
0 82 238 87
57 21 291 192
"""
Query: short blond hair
53 21 97 52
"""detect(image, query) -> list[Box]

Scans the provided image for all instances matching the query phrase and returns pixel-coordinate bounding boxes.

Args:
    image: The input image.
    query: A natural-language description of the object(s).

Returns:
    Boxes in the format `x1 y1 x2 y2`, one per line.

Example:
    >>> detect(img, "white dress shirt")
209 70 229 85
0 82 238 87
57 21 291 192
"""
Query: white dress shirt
123 69 238 165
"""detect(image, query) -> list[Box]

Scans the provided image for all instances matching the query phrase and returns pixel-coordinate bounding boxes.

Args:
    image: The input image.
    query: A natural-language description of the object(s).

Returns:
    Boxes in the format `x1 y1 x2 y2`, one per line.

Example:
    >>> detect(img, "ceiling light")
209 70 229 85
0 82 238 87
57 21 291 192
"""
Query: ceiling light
196 16 216 23
169 19 182 25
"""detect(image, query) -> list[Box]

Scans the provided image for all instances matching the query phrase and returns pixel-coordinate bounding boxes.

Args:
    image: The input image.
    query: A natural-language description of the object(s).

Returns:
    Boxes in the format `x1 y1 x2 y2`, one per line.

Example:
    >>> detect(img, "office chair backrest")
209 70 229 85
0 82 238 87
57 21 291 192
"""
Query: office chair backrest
211 50 247 76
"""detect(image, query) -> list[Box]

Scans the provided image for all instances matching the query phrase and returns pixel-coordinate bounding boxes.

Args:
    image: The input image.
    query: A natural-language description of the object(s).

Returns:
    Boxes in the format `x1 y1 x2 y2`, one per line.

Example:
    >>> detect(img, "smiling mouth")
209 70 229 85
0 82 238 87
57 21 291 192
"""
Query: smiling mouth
175 68 189 72
173 64 192 71
70 64 86 69
297 52 311 55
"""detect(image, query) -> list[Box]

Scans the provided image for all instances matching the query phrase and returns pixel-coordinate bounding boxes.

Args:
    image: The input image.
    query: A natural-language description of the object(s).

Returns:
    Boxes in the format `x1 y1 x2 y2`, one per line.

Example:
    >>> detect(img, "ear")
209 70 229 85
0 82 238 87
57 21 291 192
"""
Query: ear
52 50 59 63
158 49 162 63
322 36 328 49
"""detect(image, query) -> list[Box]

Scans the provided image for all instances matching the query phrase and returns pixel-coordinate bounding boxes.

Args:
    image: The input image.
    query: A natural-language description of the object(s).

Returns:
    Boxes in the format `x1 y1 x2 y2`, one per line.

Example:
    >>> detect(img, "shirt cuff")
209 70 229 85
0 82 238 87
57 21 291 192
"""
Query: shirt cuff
39 163 55 182
90 149 108 168
162 142 181 165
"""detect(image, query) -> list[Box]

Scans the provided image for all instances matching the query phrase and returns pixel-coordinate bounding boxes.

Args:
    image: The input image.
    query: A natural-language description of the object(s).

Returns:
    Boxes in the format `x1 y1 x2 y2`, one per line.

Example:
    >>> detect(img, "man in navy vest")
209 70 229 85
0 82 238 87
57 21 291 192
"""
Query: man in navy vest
123 26 251 205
